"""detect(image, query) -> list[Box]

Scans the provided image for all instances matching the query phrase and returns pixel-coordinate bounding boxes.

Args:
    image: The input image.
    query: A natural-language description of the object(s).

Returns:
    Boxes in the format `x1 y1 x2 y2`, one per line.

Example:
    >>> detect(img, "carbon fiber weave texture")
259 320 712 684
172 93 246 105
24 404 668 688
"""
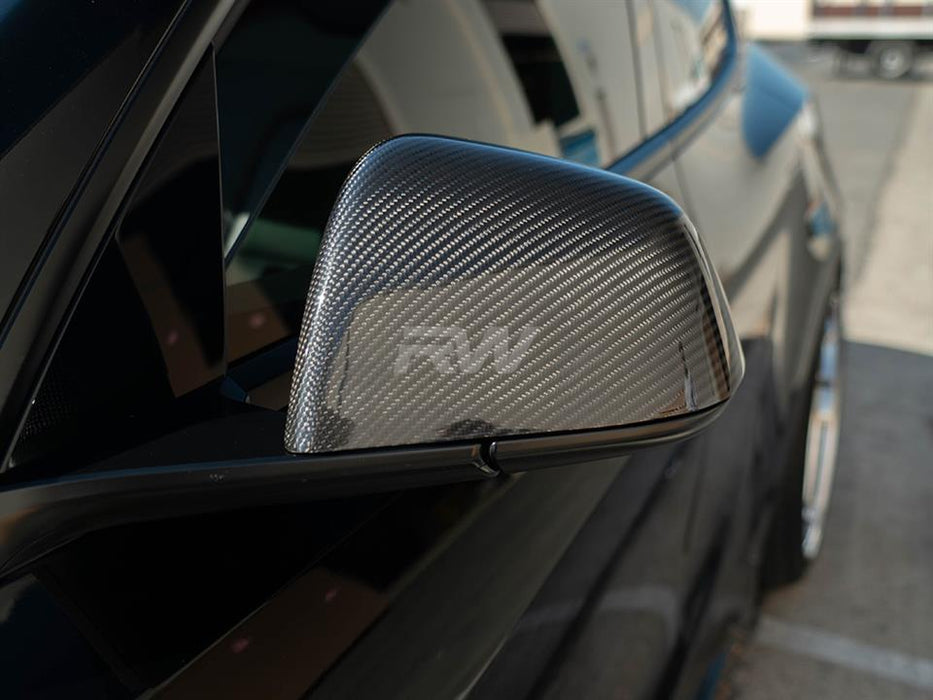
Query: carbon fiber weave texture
285 136 740 453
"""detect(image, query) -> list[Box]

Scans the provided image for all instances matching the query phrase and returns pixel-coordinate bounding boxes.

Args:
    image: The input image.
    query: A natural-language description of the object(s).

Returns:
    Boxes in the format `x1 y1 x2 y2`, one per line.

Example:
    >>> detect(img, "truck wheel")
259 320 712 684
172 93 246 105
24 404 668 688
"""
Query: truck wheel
870 40 915 80
832 49 847 76
763 294 843 588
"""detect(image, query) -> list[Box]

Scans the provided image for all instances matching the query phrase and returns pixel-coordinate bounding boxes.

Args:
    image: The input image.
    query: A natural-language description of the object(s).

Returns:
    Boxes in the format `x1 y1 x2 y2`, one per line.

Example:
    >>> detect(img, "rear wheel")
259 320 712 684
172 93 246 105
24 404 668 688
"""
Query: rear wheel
870 40 915 80
764 294 843 586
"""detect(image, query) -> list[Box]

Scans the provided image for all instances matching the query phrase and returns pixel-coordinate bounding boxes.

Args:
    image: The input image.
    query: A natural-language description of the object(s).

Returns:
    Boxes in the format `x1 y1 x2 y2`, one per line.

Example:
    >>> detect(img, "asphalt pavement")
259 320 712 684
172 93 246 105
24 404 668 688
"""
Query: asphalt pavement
718 45 933 699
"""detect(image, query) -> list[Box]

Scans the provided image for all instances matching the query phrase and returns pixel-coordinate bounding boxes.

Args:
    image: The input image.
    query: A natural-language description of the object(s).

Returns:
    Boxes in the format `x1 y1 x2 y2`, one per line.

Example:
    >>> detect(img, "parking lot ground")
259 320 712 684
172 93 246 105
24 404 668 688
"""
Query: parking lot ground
718 48 933 699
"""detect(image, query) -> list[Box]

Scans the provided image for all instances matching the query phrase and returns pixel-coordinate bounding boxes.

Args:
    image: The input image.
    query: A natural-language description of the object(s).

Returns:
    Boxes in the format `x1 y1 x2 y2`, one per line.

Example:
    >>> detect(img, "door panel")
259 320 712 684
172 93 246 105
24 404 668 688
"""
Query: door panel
656 3 840 693
533 442 703 699
469 451 670 699
0 3 796 700
309 463 624 699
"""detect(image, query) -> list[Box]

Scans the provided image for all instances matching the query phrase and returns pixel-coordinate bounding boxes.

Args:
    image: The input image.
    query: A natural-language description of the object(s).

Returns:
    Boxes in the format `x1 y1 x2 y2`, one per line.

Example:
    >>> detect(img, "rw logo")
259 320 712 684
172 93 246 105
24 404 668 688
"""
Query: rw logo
393 325 540 376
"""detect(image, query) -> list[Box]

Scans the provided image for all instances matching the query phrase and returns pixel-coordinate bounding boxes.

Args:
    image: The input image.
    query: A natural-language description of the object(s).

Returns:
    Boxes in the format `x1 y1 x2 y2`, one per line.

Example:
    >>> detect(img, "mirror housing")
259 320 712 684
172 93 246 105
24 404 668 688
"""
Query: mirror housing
0 137 744 579
286 136 743 457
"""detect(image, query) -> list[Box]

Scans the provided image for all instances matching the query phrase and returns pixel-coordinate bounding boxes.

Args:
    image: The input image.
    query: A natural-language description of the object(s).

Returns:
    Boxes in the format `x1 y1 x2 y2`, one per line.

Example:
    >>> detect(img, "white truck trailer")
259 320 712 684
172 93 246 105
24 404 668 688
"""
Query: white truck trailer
734 0 933 79
811 0 933 78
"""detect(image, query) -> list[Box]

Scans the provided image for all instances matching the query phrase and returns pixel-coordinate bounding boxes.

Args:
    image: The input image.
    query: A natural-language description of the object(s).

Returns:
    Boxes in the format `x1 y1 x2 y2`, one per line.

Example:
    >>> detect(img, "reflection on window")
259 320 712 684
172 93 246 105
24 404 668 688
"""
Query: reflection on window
655 0 729 115
502 33 579 127
632 0 667 136
483 0 600 166
484 1 580 127
224 63 392 361
220 0 640 362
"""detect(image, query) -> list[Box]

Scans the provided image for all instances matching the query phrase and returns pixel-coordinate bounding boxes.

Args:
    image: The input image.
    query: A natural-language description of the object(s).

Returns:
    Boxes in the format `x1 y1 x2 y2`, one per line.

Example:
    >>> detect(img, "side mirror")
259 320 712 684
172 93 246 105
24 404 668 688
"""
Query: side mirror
0 136 744 578
286 136 743 468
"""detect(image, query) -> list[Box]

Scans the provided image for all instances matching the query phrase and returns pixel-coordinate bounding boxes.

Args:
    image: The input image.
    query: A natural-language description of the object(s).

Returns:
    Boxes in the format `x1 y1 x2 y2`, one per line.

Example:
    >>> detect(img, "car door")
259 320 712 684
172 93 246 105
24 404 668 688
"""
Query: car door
215 1 701 697
494 2 806 697
0 1 694 698
645 1 840 694
0 2 775 699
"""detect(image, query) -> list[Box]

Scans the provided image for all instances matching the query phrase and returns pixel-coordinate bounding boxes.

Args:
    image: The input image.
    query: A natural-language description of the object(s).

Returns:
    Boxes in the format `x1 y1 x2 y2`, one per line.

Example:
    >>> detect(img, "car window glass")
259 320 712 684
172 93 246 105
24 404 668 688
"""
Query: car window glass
221 0 641 363
488 1 579 128
654 0 729 117
8 58 224 478
630 0 668 135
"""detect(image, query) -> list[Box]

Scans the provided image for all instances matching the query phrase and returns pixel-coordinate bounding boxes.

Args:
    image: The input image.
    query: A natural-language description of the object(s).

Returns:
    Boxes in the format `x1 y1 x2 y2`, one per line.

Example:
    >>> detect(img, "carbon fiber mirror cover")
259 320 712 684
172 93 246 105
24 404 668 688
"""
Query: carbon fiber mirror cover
285 136 743 454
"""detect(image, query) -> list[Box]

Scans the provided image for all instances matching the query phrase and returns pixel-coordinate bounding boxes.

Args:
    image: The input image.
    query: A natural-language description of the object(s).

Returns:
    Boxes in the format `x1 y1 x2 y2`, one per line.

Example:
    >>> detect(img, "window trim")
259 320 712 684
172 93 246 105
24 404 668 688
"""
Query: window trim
610 0 738 181
0 0 241 472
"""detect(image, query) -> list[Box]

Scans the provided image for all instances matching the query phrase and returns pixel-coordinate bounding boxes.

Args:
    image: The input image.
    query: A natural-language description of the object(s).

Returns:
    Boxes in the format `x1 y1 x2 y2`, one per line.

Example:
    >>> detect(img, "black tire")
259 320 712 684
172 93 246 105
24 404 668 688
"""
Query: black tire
763 294 843 589
832 48 848 77
761 372 812 589
870 40 915 80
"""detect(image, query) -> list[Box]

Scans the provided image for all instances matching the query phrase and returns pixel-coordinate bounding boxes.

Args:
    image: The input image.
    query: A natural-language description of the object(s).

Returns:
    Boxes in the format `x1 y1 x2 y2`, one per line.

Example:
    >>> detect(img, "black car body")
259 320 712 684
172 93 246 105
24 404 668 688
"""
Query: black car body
0 1 843 698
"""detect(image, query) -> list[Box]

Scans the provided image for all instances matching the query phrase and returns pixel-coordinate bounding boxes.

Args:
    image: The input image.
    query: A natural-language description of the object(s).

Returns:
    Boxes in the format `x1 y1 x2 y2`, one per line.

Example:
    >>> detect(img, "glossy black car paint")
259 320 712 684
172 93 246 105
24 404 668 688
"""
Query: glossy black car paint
0 1 842 698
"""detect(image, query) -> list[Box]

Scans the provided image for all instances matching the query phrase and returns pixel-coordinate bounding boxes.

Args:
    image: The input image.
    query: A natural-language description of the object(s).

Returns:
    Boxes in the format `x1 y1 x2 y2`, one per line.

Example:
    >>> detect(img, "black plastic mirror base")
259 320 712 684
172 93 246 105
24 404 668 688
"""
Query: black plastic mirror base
0 440 493 582
285 135 742 455
489 403 725 472
0 404 724 580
